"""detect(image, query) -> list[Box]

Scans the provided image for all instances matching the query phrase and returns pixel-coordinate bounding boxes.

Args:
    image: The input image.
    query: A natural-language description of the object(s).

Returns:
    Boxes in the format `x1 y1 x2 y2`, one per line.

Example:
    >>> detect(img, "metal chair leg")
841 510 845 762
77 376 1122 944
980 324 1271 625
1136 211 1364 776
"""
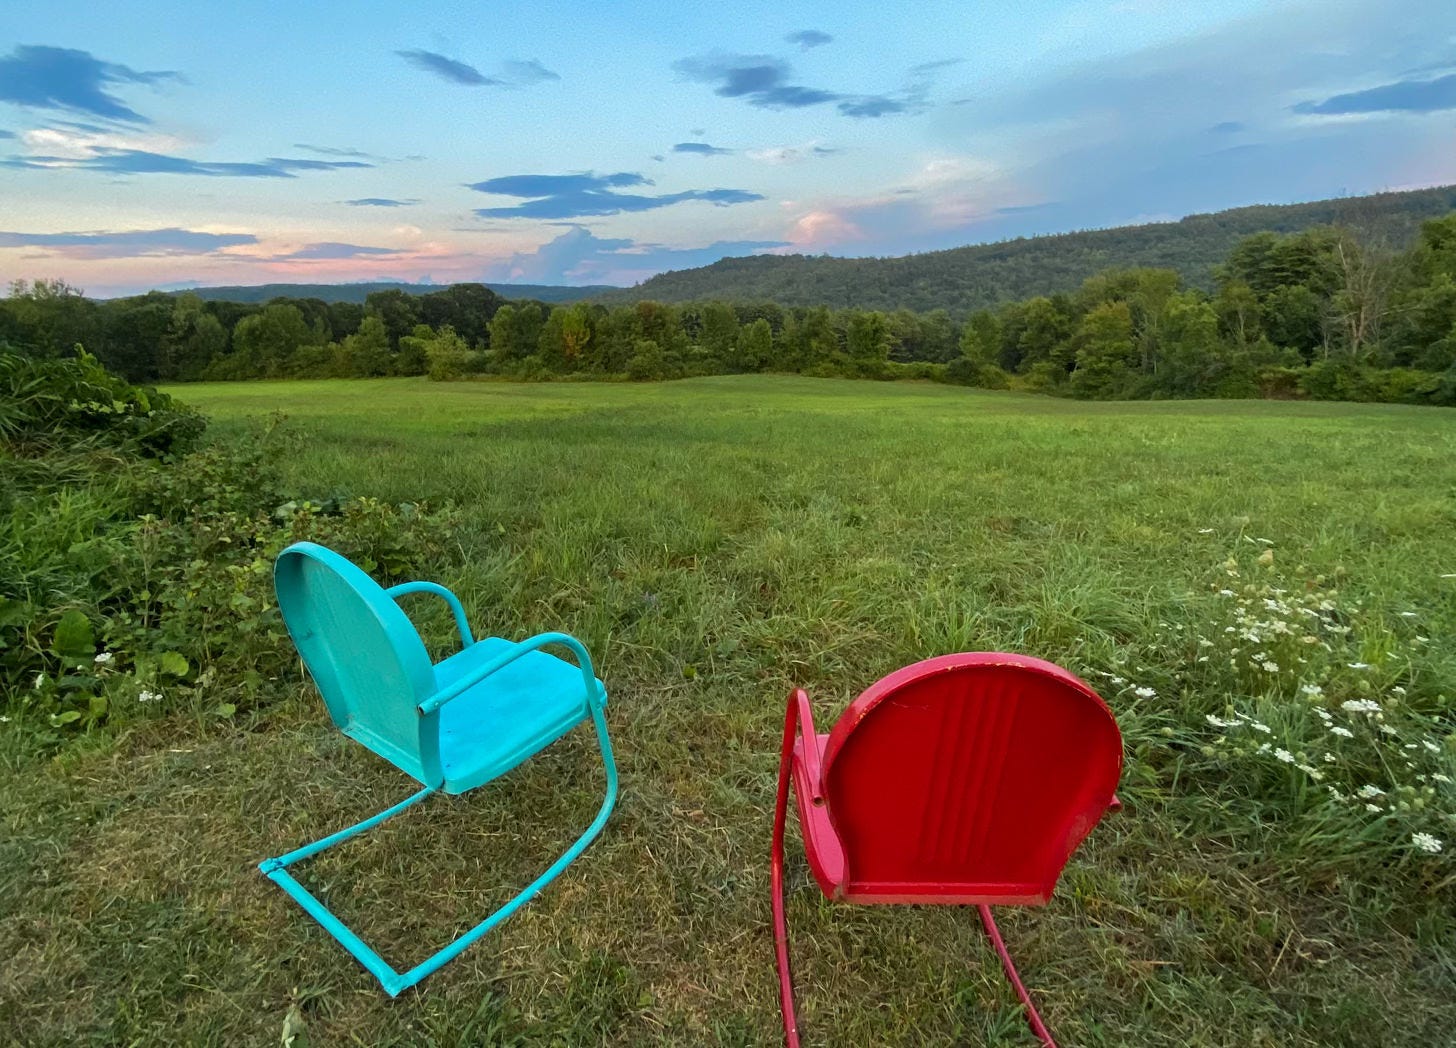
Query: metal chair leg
260 705 619 996
977 904 1058 1048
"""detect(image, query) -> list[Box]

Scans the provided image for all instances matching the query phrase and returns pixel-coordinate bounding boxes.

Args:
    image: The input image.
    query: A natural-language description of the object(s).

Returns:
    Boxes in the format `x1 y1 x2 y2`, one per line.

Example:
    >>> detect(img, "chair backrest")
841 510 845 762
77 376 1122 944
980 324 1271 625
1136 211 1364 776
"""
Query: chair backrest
274 542 441 784
821 653 1121 904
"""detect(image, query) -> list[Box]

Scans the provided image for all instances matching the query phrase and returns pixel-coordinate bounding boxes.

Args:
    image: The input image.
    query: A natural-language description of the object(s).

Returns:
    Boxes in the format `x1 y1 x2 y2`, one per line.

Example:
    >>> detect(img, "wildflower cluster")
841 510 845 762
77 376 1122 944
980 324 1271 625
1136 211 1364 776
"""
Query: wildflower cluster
1193 549 1453 860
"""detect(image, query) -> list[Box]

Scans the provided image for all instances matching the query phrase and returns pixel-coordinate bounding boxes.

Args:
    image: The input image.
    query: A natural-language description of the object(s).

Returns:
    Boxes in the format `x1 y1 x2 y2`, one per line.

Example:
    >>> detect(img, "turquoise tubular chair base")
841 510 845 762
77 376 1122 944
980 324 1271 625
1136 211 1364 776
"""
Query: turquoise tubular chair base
259 542 619 996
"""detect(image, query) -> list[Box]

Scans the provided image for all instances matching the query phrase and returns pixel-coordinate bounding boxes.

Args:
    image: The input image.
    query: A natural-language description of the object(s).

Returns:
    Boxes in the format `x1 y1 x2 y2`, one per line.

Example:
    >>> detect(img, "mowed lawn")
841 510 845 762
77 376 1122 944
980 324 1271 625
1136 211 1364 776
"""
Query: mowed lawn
4 375 1454 1046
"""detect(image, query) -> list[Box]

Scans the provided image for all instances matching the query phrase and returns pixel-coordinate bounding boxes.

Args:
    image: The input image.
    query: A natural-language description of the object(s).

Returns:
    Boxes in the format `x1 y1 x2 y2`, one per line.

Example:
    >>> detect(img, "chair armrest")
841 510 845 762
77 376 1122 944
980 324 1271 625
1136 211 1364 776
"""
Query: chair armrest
789 688 826 800
417 631 602 716
385 581 475 649
778 688 847 895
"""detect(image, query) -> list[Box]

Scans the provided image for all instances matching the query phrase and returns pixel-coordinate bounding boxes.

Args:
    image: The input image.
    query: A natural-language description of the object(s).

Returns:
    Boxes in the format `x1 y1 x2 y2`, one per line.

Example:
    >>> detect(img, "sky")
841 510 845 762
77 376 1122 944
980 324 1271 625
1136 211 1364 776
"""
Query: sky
1 0 1454 296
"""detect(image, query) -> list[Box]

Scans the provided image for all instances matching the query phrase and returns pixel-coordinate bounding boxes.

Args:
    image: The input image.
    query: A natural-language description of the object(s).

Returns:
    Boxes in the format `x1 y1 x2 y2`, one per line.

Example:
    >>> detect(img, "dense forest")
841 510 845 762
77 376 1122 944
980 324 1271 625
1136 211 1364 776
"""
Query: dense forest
598 185 1456 315
6 210 1456 405
174 280 612 306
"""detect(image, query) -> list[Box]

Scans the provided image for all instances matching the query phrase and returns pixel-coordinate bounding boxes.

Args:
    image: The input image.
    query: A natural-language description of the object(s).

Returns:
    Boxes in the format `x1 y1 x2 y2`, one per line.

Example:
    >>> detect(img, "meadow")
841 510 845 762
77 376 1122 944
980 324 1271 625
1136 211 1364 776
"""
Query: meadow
3 375 1453 1046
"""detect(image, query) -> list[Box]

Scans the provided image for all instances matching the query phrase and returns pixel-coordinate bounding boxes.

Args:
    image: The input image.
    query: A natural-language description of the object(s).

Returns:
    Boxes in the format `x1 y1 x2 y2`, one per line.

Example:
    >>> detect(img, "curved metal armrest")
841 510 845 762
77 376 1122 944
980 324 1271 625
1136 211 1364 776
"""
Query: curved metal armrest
788 688 826 799
418 631 602 716
385 581 475 648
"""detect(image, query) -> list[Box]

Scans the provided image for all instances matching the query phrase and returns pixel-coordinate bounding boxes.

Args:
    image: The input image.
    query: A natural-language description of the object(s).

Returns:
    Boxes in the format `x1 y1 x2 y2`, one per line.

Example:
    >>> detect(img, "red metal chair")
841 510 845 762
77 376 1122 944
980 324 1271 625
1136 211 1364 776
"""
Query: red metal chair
770 653 1122 1047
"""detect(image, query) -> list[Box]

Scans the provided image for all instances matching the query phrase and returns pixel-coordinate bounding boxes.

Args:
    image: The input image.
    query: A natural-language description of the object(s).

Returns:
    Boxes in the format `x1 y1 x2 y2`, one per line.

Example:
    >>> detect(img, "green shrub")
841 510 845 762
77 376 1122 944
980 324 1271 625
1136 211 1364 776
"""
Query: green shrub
2 351 460 742
0 348 205 456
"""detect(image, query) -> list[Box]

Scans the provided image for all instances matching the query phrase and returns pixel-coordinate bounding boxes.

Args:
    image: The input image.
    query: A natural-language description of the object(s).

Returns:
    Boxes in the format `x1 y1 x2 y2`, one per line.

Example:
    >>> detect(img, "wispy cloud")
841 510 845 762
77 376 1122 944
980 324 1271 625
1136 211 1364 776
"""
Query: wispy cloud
0 129 13 139
0 227 255 259
484 225 787 284
267 242 409 261
395 49 501 86
784 30 833 50
344 197 419 207
0 45 182 124
396 50 560 88
3 147 371 178
467 170 762 219
501 59 559 84
1294 72 1456 115
295 142 388 161
672 142 732 156
746 141 841 164
673 51 923 118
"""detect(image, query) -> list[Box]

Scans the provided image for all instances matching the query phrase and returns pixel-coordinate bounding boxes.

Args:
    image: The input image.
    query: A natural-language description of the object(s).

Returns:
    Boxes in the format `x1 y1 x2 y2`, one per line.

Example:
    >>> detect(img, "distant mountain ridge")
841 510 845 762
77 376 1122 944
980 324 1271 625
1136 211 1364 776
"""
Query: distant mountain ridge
164 280 616 305
594 185 1456 315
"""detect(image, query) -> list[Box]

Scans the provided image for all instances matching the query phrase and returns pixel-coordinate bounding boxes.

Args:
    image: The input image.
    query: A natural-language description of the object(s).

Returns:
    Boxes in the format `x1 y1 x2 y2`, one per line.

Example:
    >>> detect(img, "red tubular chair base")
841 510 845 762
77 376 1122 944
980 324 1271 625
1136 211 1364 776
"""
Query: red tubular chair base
770 654 1123 1047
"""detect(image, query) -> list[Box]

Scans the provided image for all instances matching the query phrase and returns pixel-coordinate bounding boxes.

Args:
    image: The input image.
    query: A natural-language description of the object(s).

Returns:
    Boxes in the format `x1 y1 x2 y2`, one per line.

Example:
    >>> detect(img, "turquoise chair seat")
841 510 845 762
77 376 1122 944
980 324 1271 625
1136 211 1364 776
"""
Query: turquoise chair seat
257 541 618 996
434 638 606 794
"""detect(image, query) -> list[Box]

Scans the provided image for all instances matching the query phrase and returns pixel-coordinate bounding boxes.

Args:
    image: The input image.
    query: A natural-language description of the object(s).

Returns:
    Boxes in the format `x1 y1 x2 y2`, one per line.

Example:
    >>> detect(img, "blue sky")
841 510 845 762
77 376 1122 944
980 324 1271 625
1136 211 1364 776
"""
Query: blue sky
1 0 1453 295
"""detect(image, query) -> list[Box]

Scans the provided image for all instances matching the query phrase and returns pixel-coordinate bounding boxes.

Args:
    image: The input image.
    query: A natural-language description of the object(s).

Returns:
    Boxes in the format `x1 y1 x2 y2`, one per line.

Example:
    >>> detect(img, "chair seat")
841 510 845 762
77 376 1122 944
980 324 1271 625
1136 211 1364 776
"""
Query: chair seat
433 637 604 794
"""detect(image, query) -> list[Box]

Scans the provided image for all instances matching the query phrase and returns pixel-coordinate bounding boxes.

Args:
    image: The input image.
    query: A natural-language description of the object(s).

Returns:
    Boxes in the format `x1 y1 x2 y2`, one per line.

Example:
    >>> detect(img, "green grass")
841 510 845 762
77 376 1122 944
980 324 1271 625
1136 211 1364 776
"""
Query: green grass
4 375 1454 1046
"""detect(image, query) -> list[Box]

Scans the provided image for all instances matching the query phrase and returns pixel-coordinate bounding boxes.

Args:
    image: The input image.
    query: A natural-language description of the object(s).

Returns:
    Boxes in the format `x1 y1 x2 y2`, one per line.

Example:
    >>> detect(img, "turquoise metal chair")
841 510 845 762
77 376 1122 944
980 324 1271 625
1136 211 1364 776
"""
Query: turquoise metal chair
258 541 618 996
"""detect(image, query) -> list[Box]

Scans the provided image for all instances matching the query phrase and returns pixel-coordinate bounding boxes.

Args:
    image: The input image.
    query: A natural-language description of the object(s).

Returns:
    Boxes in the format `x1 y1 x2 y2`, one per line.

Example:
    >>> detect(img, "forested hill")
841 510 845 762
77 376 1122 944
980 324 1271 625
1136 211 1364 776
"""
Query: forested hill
596 185 1456 315
164 280 615 305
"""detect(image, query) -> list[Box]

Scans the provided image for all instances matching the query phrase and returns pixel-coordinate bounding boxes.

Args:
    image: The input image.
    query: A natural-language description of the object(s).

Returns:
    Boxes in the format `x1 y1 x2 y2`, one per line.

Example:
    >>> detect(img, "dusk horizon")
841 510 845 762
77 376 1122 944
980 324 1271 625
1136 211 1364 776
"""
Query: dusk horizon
3 0 1455 296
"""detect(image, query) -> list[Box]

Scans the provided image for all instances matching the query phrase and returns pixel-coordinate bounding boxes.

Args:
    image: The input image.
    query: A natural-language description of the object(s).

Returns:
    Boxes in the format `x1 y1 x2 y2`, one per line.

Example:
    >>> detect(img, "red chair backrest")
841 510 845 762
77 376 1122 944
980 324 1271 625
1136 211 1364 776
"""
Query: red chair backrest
821 653 1122 904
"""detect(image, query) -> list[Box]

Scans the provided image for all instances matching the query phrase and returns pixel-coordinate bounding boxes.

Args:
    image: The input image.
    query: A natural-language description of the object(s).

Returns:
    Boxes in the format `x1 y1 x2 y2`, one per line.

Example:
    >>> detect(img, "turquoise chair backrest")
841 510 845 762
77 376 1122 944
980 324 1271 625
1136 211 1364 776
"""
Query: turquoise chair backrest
274 541 442 784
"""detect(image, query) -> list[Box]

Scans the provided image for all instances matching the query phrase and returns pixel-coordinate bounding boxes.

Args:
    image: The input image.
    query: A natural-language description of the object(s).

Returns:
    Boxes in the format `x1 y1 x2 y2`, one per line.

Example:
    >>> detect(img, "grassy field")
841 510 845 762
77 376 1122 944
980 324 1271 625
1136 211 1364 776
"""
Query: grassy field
4 375 1454 1046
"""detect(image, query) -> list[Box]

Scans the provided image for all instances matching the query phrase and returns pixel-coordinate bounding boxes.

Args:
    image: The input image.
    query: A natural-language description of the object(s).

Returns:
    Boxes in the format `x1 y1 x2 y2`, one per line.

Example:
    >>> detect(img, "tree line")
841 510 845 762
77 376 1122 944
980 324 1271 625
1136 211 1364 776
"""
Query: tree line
4 213 1456 404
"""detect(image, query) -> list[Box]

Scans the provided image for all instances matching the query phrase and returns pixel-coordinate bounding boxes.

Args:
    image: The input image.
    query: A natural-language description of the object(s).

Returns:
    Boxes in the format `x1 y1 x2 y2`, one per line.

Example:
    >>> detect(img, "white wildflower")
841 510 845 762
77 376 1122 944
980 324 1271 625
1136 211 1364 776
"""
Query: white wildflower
1133 686 1156 698
1249 721 1272 734
1357 784 1386 799
1217 589 1235 597
1433 774 1452 785
1109 676 1125 685
1260 661 1279 673
1391 686 1407 696
1423 740 1441 755
34 672 46 690
1300 684 1323 697
1414 636 1429 644
1206 714 1238 728
1399 611 1418 618
1347 662 1370 670
1379 724 1399 736
1411 833 1443 854
138 689 162 704
1198 528 1215 534
1366 803 1382 813
1341 699 1382 714
1323 753 1336 762
1329 726 1354 738
1274 748 1295 764
94 652 114 666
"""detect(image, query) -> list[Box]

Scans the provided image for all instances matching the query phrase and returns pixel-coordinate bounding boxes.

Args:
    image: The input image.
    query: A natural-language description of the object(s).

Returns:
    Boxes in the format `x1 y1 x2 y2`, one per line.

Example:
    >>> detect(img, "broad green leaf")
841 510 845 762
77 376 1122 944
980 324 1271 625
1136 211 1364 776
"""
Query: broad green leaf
158 652 190 678
51 609 94 659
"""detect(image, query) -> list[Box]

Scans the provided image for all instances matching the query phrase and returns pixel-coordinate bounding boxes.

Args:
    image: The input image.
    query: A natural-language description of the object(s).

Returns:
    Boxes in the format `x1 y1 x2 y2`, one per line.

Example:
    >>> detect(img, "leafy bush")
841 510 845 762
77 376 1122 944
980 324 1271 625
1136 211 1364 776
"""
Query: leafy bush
0 348 205 456
2 349 461 741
